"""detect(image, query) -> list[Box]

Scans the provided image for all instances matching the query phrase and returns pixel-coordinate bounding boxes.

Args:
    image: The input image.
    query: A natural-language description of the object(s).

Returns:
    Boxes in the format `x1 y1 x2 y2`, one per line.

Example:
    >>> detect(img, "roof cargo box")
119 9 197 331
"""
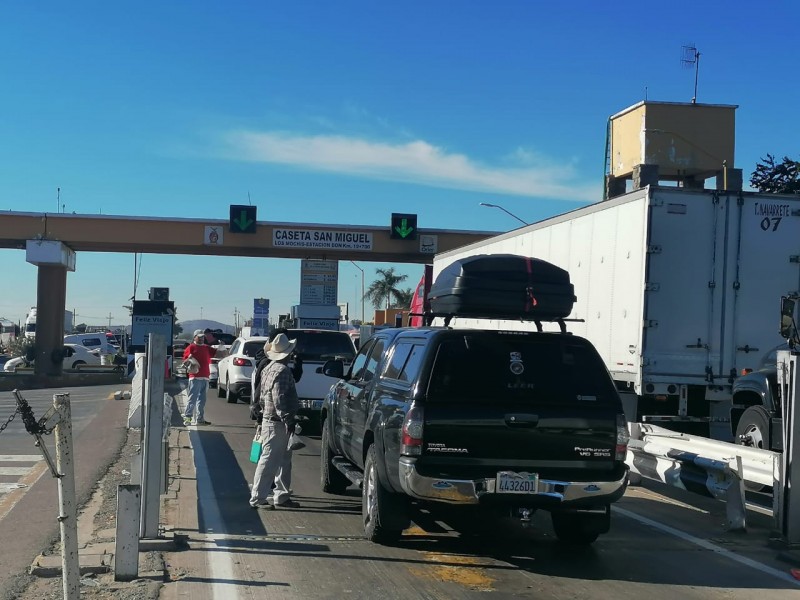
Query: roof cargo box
428 254 575 321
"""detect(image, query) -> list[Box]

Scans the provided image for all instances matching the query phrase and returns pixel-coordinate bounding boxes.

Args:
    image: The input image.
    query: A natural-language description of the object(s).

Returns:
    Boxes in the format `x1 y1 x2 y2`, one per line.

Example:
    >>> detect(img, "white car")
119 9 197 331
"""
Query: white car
3 343 101 372
284 329 357 429
216 336 269 403
63 343 102 369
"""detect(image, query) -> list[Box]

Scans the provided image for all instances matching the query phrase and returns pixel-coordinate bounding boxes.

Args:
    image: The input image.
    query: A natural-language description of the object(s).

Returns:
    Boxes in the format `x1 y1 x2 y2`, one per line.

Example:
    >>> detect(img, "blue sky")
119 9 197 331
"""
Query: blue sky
1 1 798 329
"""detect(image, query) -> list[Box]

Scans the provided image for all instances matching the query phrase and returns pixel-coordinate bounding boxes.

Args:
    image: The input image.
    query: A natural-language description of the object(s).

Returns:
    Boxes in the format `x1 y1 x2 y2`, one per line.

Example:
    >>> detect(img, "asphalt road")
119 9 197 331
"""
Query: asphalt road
166 382 800 599
0 384 129 599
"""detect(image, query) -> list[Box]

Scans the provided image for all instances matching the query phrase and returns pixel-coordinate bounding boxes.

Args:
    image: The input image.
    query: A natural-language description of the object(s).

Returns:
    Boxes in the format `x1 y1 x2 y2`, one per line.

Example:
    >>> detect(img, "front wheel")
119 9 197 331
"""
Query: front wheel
736 405 772 491
363 445 409 544
71 360 86 369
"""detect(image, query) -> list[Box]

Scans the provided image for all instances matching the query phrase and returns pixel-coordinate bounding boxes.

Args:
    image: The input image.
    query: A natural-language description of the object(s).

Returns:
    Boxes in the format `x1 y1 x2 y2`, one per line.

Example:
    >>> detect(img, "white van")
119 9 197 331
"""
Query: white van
24 307 36 339
63 333 116 355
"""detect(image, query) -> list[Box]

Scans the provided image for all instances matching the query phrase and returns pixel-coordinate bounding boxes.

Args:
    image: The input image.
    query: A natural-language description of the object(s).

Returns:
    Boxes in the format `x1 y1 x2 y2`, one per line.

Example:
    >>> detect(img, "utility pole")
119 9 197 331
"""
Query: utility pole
107 312 113 329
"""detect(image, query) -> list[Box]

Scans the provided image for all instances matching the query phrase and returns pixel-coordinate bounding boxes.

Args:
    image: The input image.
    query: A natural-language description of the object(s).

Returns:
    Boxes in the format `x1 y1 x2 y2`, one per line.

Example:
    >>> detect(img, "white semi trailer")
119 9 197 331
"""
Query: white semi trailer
433 186 800 442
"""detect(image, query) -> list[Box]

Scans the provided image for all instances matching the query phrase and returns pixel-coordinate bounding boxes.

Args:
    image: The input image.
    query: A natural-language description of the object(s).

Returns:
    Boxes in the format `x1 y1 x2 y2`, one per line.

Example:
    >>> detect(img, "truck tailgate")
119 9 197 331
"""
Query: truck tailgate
421 403 619 472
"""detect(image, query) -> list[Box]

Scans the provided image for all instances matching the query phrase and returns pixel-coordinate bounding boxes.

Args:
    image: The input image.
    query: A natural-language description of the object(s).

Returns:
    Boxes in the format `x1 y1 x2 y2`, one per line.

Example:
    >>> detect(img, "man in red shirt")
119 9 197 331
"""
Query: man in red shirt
182 329 219 426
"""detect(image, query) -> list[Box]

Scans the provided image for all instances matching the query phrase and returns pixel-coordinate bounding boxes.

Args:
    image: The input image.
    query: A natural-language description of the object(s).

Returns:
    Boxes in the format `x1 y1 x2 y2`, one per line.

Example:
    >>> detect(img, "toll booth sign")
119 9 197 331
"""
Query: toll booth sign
230 205 257 234
390 213 417 240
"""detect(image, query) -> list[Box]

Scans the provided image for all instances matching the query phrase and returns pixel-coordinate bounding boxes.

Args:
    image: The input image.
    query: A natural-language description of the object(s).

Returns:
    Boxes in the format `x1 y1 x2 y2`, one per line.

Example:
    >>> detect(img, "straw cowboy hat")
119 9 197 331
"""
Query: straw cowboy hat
266 333 297 361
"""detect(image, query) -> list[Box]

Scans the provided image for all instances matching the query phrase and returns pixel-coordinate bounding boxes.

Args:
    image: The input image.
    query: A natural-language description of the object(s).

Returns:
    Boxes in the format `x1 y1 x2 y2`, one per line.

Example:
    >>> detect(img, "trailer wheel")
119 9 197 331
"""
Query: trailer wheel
735 405 771 492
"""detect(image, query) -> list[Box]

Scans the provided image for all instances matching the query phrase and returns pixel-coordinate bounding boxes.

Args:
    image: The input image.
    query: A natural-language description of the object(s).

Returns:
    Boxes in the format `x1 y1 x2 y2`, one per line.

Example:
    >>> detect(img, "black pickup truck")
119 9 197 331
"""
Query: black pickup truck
319 325 630 545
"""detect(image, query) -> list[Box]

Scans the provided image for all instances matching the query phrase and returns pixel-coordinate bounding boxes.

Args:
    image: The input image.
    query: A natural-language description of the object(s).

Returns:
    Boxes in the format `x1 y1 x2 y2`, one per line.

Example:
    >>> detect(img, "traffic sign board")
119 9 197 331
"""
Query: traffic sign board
229 205 257 234
391 213 417 240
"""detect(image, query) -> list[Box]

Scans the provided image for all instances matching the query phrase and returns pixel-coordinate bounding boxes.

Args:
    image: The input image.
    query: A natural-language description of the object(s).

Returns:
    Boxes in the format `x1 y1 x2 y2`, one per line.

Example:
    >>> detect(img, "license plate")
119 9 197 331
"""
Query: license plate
496 471 538 494
311 400 323 410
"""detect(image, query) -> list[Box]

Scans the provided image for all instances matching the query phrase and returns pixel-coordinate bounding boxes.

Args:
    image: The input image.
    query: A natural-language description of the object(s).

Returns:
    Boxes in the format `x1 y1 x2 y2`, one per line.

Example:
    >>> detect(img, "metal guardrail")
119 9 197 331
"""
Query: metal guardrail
626 423 781 531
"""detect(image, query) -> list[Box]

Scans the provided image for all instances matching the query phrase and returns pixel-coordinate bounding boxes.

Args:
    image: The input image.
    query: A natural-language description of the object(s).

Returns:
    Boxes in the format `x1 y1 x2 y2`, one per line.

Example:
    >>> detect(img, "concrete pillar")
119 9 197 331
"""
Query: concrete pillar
35 266 68 376
25 240 76 377
633 164 659 190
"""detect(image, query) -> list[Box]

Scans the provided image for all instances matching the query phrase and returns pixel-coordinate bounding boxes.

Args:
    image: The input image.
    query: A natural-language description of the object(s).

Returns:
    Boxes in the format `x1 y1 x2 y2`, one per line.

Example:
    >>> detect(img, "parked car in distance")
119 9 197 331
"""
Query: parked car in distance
216 336 269 403
64 333 117 355
63 343 102 369
4 343 101 371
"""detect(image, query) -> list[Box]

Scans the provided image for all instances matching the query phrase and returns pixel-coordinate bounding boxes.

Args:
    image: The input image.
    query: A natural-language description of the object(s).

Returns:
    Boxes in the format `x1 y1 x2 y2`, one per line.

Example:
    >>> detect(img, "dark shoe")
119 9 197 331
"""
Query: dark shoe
194 419 212 426
273 499 300 509
249 498 269 509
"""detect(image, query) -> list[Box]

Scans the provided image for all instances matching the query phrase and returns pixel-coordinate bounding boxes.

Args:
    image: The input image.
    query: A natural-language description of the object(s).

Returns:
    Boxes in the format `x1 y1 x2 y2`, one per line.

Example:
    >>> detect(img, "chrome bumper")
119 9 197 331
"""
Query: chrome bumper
398 457 628 505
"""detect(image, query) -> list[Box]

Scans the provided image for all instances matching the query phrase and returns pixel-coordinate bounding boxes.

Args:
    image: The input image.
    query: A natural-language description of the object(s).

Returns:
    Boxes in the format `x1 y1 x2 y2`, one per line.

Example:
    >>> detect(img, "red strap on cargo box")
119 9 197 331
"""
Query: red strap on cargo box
524 257 538 312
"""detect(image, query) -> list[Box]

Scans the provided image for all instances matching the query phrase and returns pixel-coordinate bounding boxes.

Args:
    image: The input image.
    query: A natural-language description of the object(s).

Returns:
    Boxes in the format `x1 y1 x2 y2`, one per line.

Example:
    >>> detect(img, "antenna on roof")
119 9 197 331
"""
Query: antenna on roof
681 44 700 104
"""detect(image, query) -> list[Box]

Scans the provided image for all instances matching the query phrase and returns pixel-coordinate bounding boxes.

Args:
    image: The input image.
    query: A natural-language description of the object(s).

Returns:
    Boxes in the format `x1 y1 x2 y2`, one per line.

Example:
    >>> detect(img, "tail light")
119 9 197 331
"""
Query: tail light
741 368 753 375
615 414 629 461
233 357 251 367
401 405 424 456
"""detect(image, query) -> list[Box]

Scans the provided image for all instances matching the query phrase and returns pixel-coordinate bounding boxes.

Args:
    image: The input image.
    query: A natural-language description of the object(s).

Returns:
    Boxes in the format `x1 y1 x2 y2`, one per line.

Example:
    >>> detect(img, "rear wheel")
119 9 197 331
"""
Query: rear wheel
551 509 608 545
363 445 409 544
226 378 238 404
71 360 86 369
736 405 772 491
320 418 349 494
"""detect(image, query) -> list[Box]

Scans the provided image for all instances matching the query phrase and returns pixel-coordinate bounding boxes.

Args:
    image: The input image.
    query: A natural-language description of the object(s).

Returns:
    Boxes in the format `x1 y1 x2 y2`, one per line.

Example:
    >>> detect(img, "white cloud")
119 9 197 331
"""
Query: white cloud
220 130 598 202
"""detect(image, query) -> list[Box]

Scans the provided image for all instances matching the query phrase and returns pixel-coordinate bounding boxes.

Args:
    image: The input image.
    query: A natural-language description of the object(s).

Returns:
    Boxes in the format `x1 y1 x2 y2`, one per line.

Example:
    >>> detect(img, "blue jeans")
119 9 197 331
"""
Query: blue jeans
184 377 209 422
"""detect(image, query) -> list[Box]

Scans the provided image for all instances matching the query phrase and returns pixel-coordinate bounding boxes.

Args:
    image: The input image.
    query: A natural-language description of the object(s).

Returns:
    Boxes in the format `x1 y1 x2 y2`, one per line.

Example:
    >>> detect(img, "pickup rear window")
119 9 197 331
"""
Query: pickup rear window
288 330 356 362
427 333 618 406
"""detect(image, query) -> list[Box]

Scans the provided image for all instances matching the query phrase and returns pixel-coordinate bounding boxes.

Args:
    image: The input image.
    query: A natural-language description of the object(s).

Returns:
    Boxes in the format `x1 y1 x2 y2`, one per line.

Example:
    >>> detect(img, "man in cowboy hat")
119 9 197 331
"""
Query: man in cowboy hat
249 332 302 509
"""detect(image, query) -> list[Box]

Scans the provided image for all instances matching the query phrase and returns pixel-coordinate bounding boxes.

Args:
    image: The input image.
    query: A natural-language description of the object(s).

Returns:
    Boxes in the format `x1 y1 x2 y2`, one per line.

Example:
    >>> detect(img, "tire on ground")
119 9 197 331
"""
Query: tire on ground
320 417 349 494
362 444 409 544
226 379 239 404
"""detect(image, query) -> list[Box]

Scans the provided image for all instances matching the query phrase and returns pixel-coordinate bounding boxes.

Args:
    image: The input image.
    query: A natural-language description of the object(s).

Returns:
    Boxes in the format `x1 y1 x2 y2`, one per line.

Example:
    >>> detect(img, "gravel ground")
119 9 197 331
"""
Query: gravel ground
13 428 166 600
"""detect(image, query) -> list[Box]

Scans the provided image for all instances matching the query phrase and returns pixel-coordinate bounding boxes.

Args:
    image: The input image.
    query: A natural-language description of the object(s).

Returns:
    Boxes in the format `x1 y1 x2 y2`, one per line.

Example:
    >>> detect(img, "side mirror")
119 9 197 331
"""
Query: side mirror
322 359 345 379
780 296 798 342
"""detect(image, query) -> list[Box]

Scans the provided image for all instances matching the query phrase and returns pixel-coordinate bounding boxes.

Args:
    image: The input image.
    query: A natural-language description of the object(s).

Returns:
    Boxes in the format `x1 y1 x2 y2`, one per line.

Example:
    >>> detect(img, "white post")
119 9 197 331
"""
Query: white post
779 352 800 543
140 334 166 538
53 393 80 600
114 484 141 581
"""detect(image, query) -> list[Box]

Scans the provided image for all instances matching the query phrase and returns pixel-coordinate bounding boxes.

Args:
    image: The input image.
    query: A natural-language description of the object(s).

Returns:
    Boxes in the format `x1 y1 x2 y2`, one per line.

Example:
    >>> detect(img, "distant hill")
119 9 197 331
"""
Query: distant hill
177 320 234 339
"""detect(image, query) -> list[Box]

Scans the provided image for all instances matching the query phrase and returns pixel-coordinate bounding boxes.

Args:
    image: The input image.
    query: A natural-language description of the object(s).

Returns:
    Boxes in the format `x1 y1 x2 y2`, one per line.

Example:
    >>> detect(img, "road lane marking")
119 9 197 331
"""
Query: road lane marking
613 506 800 586
0 460 48 521
0 455 43 461
189 428 240 600
0 467 34 476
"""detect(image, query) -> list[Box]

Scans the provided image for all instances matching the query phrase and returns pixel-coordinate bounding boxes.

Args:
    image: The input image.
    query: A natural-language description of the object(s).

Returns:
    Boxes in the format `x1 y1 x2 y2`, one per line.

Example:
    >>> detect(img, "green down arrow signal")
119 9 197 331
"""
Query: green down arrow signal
233 210 254 232
394 218 415 238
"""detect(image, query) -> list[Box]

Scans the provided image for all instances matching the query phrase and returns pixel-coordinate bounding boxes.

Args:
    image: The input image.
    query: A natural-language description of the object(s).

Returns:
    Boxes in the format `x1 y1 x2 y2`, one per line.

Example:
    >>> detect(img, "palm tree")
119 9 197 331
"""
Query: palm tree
391 287 415 309
364 268 408 309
